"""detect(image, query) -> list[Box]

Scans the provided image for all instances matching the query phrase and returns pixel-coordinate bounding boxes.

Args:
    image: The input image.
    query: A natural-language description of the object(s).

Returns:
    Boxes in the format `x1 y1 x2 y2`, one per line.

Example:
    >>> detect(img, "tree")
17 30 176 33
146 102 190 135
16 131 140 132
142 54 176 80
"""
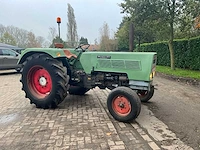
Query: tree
99 22 110 51
0 32 16 45
115 19 129 51
120 0 200 70
0 24 5 37
99 22 118 51
27 32 41 48
195 15 200 30
49 36 69 48
79 37 88 45
3 25 28 48
94 38 98 45
0 24 47 48
115 16 165 51
48 27 57 42
67 3 78 47
46 27 58 48
36 36 45 47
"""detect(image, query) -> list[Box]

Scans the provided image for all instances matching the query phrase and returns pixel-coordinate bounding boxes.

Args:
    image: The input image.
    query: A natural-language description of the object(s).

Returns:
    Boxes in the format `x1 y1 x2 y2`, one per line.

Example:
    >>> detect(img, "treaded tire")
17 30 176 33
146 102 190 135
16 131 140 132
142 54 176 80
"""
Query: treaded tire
15 68 21 73
68 86 89 95
107 87 141 122
138 86 154 102
20 54 69 109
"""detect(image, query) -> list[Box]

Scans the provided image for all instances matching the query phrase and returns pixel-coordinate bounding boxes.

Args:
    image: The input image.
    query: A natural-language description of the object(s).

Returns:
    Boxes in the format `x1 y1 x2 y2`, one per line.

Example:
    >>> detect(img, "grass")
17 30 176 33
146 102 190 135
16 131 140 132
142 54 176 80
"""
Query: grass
156 65 200 80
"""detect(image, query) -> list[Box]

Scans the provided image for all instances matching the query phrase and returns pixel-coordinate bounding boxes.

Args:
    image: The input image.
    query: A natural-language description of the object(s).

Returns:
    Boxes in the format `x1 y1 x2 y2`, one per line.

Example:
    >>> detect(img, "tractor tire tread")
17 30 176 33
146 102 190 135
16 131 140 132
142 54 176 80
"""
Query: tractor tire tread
107 87 141 122
21 53 69 109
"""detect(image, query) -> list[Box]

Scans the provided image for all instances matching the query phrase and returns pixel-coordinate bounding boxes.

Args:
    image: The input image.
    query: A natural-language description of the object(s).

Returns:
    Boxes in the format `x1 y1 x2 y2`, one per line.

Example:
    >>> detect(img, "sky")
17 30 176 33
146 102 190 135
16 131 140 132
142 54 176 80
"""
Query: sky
0 0 124 44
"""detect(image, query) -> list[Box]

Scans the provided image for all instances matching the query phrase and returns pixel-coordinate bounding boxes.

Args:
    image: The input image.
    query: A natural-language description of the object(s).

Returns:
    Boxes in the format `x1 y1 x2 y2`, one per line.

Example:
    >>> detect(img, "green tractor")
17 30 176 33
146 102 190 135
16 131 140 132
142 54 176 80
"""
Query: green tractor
18 43 157 122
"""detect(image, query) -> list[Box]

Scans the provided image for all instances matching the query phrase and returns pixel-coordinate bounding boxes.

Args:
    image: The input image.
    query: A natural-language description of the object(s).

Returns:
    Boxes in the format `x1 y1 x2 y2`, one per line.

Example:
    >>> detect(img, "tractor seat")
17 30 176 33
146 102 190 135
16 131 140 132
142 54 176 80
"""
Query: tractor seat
63 50 77 59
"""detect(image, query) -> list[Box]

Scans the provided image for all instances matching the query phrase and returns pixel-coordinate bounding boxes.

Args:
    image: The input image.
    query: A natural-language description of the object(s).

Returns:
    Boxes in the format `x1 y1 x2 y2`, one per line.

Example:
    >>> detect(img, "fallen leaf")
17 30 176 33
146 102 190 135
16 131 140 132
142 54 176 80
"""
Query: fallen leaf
106 132 112 136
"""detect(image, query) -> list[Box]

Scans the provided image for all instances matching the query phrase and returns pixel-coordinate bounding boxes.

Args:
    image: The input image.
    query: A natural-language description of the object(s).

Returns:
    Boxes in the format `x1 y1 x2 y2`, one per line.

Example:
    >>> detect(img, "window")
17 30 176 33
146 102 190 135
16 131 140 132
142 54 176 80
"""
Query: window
1 49 16 56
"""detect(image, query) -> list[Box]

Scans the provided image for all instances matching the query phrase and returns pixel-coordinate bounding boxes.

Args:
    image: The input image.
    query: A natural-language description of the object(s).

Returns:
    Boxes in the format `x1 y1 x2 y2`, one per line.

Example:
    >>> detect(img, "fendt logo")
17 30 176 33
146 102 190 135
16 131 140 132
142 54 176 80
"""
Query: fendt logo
97 55 111 59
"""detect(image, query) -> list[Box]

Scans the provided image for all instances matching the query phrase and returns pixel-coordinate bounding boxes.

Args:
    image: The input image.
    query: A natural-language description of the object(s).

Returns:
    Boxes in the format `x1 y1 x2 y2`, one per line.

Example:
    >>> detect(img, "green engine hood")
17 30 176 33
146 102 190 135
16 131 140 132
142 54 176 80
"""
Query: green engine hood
80 52 157 81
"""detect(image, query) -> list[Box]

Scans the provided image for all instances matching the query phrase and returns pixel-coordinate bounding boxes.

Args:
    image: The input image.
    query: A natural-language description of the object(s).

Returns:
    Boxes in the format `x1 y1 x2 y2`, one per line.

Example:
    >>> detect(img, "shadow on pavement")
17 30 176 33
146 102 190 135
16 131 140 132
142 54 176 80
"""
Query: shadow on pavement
0 71 20 76
143 101 160 113
58 94 92 109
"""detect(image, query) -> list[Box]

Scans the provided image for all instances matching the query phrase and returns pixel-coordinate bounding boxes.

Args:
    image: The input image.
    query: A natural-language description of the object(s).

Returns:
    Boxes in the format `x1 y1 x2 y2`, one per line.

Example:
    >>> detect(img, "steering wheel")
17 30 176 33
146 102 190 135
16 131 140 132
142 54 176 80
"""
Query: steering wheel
75 44 90 52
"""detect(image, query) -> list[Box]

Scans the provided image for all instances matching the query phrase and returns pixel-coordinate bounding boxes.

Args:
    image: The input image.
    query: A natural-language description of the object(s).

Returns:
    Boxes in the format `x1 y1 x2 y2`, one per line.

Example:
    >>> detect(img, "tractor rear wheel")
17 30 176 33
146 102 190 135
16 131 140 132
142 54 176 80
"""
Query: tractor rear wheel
68 86 89 95
21 54 69 108
107 87 141 122
137 86 154 102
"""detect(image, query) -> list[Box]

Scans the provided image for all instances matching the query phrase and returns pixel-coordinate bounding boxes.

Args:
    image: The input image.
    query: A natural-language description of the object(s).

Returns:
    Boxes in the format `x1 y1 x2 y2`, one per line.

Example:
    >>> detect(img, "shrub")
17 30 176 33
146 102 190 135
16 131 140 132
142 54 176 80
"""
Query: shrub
139 36 200 71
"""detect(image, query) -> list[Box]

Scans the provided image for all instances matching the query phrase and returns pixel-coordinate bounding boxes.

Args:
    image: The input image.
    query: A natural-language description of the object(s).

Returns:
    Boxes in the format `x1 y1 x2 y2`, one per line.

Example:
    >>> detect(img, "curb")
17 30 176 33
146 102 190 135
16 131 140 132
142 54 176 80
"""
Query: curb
105 88 162 150
155 72 200 88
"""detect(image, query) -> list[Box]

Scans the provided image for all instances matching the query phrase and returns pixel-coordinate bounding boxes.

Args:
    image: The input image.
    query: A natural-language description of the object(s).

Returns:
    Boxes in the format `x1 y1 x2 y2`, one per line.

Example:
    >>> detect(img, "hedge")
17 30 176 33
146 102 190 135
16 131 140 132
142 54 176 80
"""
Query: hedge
138 36 200 71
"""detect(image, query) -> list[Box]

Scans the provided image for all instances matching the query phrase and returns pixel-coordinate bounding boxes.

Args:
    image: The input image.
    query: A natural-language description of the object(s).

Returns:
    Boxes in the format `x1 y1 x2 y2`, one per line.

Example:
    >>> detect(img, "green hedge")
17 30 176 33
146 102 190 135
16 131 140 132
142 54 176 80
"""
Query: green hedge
138 36 200 71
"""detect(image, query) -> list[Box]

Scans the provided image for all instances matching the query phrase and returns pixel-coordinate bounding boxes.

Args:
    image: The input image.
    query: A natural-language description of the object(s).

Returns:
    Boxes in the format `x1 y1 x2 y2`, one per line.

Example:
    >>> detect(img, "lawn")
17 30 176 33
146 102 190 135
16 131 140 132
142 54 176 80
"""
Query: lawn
156 66 200 80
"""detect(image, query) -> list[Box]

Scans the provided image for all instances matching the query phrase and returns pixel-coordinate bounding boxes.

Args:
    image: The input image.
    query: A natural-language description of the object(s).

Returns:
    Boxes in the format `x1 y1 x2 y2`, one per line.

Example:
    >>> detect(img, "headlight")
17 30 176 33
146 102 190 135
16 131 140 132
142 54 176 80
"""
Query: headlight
150 71 156 80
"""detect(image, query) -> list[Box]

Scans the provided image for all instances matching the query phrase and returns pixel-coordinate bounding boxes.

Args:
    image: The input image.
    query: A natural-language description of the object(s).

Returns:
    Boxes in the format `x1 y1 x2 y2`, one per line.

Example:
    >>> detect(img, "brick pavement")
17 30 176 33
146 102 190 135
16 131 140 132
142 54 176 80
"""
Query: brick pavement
0 71 161 150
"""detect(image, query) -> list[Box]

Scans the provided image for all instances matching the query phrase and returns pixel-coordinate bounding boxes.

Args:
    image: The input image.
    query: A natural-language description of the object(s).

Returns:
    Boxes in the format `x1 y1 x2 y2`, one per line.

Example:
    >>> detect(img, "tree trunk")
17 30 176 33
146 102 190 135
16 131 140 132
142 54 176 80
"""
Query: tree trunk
168 39 175 70
129 23 134 52
168 0 175 70
168 21 175 70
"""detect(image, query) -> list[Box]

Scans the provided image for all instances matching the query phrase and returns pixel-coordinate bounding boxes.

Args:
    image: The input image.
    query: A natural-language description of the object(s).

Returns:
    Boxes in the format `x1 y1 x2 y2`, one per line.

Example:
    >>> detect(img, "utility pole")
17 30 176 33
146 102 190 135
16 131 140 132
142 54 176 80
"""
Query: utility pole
57 17 61 42
129 23 134 52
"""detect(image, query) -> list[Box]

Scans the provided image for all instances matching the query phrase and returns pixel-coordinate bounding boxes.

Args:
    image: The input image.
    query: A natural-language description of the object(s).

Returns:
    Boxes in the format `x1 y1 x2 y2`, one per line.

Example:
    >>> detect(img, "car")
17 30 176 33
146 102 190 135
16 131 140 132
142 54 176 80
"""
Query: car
0 43 24 54
0 47 21 72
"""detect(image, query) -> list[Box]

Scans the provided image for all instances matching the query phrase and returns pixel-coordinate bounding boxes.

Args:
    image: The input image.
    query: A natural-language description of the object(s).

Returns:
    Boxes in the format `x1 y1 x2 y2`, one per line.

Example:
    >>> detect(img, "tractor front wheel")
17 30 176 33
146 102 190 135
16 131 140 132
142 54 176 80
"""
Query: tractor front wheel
107 87 141 122
137 86 154 102
21 54 69 108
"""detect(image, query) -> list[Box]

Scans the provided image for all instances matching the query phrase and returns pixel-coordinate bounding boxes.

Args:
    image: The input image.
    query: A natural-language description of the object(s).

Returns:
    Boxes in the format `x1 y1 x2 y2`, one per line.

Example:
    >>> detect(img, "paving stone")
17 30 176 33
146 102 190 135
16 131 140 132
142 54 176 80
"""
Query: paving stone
0 71 161 150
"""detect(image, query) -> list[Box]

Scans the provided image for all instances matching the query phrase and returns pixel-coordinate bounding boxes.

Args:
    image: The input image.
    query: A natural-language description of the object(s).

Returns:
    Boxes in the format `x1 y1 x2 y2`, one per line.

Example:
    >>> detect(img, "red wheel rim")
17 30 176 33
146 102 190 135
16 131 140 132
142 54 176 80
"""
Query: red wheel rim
112 96 131 116
28 66 52 98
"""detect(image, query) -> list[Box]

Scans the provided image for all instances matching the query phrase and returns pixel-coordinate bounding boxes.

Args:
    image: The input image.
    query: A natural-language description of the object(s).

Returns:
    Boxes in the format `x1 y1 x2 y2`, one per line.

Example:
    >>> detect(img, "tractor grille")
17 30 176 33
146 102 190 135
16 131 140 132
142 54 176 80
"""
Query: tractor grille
125 60 141 70
98 60 141 70
98 60 111 68
111 60 125 68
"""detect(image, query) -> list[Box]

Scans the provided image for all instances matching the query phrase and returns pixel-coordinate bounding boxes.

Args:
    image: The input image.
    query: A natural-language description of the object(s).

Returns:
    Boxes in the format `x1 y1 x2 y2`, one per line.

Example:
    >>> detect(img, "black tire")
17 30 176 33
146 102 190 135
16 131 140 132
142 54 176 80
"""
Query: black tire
20 54 69 109
15 68 21 73
137 86 154 102
107 87 141 122
68 86 89 95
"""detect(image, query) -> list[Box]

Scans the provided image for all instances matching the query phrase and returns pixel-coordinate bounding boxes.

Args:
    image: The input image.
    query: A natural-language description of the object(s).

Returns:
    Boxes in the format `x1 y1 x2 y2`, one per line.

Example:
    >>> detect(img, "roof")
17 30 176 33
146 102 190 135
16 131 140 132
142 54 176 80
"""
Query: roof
0 43 24 50
88 45 100 51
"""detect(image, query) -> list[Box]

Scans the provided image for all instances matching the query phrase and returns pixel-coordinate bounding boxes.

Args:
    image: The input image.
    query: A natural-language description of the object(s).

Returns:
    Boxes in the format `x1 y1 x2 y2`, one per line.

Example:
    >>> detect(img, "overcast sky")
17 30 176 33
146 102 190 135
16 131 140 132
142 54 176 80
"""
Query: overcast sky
0 0 124 44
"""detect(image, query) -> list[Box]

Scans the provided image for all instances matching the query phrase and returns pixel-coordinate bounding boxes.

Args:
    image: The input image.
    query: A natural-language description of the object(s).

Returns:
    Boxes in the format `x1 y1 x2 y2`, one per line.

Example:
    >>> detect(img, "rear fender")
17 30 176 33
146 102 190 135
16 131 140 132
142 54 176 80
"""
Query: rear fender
18 48 78 64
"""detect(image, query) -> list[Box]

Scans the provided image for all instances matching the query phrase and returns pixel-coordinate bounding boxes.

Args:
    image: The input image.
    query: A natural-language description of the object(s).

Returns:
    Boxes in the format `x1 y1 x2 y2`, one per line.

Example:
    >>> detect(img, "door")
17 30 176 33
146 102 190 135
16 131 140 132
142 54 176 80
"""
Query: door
0 49 4 69
1 49 19 69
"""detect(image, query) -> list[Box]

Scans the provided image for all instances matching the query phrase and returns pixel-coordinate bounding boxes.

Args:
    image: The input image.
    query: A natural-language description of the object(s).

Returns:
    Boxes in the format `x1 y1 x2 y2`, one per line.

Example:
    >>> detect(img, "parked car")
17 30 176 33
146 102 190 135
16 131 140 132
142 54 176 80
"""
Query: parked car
0 48 21 72
0 43 24 54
